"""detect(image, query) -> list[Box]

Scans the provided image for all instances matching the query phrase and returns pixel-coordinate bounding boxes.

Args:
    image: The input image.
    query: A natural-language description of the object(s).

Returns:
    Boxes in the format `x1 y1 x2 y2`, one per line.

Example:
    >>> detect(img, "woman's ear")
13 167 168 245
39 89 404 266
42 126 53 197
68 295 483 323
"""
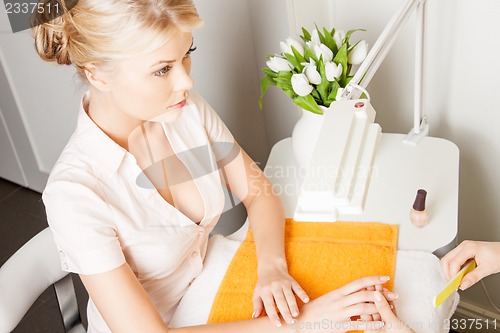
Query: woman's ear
84 64 112 92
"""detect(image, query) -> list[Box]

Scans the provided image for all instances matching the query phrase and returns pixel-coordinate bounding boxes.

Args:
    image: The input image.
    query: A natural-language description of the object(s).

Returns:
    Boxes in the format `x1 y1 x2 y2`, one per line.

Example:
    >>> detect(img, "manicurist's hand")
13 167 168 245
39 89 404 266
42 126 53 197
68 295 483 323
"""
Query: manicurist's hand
441 240 500 290
365 290 415 333
295 276 390 333
252 264 309 327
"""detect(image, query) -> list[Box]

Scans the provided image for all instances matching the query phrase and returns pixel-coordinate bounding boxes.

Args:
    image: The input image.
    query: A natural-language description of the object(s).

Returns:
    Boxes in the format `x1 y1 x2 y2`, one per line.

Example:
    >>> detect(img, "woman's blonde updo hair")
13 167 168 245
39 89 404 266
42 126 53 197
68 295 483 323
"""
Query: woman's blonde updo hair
32 0 202 78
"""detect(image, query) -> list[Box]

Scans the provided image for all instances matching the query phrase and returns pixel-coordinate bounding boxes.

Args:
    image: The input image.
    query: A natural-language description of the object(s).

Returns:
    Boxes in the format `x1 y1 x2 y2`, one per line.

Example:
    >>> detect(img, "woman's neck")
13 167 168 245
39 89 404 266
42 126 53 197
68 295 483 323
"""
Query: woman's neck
85 89 144 151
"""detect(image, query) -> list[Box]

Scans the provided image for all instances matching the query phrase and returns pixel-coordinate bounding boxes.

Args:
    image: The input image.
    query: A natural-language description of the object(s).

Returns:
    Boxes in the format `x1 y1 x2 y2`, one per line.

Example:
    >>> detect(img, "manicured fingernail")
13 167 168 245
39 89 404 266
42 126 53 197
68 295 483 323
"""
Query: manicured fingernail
388 292 399 300
460 280 471 290
374 290 384 301
275 321 282 327
252 312 256 318
292 311 299 317
304 297 310 303
380 276 390 282
290 319 296 324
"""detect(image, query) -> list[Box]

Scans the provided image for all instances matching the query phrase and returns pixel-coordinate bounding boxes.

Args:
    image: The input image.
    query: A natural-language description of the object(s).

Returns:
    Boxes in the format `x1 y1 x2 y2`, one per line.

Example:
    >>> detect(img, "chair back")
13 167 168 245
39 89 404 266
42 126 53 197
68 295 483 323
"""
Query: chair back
0 228 85 332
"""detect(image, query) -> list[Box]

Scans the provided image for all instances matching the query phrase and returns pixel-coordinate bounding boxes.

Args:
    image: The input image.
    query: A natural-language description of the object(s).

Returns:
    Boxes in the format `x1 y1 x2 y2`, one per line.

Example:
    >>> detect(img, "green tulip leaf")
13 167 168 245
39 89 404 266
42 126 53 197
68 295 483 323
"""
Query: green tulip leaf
323 27 337 54
284 53 303 72
311 89 320 101
301 27 311 43
315 24 326 45
327 81 340 101
345 29 367 47
291 46 306 66
259 75 275 109
317 60 329 101
334 44 348 82
304 46 317 62
263 67 278 78
294 95 323 115
283 88 296 99
275 71 293 90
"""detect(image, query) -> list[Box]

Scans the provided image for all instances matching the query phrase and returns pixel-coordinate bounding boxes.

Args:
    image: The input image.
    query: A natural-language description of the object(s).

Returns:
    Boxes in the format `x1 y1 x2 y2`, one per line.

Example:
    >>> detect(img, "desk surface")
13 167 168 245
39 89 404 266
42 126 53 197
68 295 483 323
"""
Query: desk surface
262 134 459 252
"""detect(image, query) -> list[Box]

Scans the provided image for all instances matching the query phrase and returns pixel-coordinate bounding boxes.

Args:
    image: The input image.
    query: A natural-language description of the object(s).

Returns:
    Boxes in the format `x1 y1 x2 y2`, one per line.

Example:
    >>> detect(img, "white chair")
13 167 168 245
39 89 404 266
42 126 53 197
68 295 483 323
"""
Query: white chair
0 228 86 333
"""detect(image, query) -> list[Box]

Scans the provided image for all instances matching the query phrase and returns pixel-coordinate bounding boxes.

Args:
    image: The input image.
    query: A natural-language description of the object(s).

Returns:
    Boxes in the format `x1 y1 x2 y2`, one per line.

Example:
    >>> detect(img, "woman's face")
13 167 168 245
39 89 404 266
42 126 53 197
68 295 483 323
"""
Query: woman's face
103 29 195 123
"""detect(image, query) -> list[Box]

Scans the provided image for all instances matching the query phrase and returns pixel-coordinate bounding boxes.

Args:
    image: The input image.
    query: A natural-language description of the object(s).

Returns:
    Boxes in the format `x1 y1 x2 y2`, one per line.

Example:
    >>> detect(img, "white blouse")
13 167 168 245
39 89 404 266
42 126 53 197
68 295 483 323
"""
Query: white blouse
42 91 235 332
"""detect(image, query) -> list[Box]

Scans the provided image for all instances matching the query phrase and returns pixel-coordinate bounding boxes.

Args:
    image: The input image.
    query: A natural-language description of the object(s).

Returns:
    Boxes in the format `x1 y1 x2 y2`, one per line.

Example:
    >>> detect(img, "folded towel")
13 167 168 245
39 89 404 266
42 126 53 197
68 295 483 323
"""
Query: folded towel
169 234 458 333
207 218 398 331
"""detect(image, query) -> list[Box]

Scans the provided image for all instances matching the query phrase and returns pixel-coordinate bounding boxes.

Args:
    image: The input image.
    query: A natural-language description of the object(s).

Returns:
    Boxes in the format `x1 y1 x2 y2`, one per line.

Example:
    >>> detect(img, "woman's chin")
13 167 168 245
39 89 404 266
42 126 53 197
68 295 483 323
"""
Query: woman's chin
150 108 183 123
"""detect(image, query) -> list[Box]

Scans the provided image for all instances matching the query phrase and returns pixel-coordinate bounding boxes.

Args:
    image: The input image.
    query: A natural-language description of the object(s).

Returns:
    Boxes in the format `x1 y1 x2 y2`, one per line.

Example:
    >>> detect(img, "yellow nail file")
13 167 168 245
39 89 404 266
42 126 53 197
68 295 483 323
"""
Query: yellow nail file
433 259 477 308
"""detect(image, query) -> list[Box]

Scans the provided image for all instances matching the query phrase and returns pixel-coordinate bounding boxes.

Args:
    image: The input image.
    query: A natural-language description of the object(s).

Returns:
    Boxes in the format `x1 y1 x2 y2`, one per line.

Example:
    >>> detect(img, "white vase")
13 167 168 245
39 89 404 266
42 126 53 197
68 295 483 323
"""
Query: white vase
291 107 326 167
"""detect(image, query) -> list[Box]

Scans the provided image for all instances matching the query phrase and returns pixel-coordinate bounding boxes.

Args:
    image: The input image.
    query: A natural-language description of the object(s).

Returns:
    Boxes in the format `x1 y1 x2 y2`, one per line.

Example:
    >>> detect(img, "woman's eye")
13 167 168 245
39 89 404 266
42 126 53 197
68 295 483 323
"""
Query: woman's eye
184 46 197 59
153 65 172 77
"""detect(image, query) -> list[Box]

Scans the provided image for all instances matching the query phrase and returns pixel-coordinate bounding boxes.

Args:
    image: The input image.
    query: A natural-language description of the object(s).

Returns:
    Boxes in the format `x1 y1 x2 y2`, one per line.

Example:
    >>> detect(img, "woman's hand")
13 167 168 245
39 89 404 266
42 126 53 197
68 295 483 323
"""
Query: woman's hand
441 241 500 290
252 265 309 327
295 276 390 332
365 290 415 333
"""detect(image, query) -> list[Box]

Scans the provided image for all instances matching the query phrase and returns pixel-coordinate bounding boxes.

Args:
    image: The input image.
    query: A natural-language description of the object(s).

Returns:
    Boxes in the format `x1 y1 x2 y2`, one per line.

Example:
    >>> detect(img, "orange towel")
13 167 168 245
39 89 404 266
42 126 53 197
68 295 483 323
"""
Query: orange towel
208 218 398 331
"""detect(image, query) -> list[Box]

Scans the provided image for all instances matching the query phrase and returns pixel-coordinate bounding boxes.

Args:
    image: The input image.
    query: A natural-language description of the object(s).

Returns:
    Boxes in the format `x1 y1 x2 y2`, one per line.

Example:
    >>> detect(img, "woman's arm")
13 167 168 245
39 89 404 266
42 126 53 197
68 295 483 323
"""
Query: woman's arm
82 266 388 333
82 263 292 333
218 142 309 325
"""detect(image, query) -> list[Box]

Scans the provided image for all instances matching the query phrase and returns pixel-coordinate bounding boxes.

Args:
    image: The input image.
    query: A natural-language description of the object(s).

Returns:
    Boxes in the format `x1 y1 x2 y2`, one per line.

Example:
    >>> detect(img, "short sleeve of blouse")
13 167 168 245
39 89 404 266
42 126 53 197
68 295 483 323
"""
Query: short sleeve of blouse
190 92 236 163
42 174 126 275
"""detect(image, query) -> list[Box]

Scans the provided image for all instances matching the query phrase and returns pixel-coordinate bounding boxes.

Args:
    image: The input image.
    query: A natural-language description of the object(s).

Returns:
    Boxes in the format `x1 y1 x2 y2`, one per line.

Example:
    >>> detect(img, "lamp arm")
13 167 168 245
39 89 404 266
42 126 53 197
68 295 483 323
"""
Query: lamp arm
340 0 426 101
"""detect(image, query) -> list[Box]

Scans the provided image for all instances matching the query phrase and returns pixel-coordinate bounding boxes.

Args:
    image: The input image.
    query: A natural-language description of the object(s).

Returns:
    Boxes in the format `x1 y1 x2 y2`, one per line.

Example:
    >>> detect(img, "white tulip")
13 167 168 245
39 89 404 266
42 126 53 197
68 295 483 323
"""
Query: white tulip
348 40 368 65
313 43 334 63
325 62 343 82
333 30 346 49
280 37 305 56
266 56 293 72
311 29 321 45
303 59 322 85
291 73 314 96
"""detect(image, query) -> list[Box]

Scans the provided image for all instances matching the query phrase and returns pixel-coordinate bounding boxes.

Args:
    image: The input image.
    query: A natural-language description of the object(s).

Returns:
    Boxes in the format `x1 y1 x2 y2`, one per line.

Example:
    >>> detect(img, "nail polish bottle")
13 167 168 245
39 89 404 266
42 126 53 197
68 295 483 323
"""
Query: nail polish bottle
410 189 429 227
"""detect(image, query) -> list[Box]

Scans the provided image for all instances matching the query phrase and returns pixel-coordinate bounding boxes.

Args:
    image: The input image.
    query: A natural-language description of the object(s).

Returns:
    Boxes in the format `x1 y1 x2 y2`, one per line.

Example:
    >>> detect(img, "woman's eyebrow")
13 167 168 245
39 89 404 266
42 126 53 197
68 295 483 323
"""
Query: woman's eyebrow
150 40 195 68
150 59 175 68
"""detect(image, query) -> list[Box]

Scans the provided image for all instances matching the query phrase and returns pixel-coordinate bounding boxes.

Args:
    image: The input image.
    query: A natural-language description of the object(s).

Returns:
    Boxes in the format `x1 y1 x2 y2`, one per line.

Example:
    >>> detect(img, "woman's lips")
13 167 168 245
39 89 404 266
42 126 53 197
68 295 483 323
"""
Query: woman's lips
168 99 187 110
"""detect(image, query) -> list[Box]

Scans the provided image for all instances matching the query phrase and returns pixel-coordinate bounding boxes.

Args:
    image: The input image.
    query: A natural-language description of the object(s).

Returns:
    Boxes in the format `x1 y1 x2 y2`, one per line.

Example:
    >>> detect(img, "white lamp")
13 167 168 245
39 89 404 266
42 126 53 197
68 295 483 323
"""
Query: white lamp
294 0 433 221
339 0 430 145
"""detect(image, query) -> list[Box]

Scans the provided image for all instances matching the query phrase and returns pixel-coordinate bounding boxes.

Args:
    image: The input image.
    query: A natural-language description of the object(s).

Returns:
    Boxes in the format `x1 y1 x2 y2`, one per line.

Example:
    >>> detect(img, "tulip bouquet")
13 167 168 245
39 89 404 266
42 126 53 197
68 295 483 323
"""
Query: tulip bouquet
260 26 368 114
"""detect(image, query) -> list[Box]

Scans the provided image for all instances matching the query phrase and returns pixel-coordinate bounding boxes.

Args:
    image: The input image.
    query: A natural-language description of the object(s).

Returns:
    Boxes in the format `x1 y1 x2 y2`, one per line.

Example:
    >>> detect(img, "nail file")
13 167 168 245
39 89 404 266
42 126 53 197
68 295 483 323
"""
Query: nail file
433 259 477 308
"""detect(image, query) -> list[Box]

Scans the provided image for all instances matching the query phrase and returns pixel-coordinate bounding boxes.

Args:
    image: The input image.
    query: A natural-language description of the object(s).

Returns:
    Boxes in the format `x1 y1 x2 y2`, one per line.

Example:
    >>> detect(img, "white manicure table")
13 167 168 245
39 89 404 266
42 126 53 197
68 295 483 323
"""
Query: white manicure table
263 133 459 253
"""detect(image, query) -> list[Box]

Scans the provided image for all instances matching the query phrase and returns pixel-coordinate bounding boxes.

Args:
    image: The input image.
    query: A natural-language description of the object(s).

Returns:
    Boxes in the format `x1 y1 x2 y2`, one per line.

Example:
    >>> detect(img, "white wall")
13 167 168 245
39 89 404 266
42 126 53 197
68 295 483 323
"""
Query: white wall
326 0 500 312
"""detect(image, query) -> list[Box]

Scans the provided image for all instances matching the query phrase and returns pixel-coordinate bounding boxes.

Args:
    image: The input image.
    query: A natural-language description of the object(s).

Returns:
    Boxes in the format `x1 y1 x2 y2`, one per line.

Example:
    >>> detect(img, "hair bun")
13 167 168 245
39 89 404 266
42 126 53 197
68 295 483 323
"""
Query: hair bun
32 1 72 65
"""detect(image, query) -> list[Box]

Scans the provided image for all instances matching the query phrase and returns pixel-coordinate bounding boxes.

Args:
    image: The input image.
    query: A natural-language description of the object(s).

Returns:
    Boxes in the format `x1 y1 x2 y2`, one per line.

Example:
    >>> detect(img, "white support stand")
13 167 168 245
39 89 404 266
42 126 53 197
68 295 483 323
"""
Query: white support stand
294 100 381 222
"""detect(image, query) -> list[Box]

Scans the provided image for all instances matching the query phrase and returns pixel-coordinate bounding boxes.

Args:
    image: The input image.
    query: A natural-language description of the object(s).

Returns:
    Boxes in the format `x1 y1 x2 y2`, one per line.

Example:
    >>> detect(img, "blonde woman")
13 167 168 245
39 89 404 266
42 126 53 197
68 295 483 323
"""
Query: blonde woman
34 1 394 332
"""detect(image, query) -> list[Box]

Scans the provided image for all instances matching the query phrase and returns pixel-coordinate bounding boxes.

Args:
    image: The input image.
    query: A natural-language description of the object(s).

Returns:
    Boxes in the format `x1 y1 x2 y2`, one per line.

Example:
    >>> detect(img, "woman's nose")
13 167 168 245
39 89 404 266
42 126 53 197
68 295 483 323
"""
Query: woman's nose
175 65 194 92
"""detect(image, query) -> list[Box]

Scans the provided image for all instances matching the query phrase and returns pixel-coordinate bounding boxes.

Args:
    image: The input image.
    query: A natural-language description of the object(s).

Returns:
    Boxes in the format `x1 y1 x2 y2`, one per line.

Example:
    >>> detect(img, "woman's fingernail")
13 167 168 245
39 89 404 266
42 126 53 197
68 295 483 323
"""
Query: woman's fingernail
304 297 310 303
460 280 471 290
374 290 384 301
290 319 296 324
380 276 390 282
275 321 282 327
252 312 256 318
388 292 399 300
292 311 299 317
